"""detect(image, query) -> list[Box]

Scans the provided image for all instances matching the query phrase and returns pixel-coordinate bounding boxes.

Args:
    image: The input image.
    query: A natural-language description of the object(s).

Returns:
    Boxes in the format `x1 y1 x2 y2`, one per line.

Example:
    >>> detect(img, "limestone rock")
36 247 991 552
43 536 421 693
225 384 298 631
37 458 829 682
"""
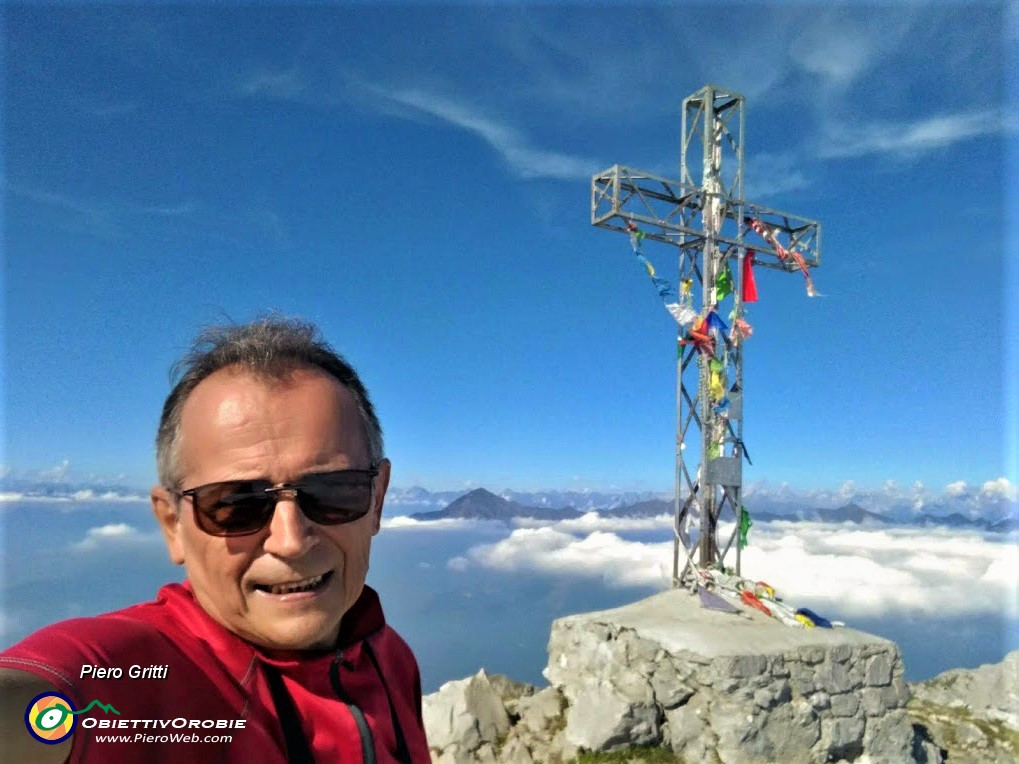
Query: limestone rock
562 676 660 751
516 686 564 735
498 736 534 763
908 650 1019 764
910 649 1019 729
422 669 510 756
862 709 915 762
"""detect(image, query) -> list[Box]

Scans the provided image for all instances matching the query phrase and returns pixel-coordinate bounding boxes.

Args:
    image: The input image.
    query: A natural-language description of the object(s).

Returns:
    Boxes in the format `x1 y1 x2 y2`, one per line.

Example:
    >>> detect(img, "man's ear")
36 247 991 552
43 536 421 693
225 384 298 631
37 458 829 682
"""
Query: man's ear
151 486 186 565
371 459 391 536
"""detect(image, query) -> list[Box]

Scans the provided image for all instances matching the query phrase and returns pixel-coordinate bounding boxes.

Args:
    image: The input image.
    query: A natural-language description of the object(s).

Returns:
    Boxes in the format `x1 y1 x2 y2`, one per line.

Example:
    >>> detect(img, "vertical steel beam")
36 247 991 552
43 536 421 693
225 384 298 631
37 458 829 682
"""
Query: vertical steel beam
676 85 747 581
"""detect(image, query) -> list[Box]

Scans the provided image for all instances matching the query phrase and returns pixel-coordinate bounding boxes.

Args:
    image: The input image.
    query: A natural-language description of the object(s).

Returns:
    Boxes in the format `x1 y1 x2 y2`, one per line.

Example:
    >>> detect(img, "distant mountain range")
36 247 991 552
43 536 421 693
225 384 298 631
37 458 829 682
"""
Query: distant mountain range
411 489 1016 532
387 486 668 513
2 478 1014 533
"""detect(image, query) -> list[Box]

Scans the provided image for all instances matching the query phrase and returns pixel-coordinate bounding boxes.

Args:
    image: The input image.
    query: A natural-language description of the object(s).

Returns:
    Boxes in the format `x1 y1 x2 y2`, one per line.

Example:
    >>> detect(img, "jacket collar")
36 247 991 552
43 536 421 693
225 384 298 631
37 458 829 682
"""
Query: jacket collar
160 581 386 682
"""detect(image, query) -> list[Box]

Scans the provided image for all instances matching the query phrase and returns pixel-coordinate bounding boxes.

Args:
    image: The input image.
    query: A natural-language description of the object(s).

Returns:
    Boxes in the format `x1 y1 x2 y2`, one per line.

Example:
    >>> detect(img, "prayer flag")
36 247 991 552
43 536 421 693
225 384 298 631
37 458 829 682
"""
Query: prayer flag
666 303 698 326
730 318 753 346
738 505 752 549
742 250 759 303
706 310 729 336
716 266 733 302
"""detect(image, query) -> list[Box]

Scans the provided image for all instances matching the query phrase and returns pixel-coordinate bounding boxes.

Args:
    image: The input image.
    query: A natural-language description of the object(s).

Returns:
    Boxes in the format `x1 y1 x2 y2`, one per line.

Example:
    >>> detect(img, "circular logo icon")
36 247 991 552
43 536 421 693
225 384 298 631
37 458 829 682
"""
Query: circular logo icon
25 692 76 744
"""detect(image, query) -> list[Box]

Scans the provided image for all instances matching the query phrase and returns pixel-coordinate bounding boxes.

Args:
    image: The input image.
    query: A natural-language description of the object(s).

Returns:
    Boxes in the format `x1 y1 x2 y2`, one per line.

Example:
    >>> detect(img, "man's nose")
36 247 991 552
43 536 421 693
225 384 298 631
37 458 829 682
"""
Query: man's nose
262 492 318 557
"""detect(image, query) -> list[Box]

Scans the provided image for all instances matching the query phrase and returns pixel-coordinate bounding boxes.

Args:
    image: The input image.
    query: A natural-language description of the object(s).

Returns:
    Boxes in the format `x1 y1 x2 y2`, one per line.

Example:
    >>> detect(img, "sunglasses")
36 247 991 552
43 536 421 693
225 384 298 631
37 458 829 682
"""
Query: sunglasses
170 466 380 537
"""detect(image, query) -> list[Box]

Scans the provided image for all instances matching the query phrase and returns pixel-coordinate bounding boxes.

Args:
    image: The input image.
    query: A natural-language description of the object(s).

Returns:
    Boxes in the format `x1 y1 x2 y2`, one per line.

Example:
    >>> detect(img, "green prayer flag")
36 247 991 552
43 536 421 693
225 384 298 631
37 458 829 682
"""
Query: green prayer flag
738 505 753 549
716 265 733 302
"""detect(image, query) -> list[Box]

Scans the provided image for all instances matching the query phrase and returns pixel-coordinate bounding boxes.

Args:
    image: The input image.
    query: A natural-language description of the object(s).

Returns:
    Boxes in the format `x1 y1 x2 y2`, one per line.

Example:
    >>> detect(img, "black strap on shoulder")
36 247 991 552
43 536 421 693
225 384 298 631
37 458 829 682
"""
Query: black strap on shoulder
362 640 411 764
264 664 316 764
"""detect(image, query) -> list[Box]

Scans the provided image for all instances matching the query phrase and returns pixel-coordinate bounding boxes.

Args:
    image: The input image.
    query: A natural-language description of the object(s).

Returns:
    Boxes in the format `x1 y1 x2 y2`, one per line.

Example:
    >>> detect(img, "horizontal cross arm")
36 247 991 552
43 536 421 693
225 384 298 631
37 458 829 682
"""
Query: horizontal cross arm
592 164 822 270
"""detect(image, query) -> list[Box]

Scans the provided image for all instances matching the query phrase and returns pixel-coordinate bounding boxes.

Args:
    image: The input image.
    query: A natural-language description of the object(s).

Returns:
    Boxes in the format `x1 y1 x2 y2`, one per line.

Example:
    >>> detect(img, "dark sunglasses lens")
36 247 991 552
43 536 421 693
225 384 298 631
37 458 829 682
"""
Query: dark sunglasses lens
193 482 273 536
299 475 373 524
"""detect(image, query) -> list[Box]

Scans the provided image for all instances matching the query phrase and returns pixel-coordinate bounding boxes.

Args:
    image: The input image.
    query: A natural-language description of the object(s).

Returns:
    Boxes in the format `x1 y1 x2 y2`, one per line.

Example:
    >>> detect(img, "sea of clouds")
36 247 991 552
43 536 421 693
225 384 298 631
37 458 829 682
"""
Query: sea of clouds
384 513 1018 622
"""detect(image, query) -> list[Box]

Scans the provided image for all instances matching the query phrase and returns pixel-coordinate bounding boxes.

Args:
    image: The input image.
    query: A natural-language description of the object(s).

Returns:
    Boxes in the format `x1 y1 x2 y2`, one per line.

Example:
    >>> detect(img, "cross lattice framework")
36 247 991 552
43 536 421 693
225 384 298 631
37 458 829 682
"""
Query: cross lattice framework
591 84 822 587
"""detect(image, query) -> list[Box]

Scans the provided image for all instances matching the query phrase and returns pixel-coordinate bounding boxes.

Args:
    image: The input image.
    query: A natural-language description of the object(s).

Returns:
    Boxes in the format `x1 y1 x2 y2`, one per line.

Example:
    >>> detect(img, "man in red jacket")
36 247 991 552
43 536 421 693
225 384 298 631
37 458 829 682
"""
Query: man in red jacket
0 317 431 763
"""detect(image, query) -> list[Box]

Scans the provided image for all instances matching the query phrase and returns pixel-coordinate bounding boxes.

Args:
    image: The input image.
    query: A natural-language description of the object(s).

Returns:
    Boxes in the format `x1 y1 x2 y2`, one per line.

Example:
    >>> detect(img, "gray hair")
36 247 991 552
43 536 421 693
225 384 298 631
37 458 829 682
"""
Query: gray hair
156 315 384 488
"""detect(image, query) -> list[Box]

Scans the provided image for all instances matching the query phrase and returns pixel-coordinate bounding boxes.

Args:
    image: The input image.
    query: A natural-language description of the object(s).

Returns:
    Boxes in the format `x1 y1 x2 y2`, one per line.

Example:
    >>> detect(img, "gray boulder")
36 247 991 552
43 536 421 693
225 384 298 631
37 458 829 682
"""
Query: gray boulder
422 669 510 757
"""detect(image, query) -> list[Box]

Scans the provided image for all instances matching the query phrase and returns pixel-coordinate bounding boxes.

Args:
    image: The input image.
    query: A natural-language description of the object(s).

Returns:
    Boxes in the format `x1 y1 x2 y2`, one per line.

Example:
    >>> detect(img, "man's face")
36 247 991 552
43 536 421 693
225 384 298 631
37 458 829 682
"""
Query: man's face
151 366 389 651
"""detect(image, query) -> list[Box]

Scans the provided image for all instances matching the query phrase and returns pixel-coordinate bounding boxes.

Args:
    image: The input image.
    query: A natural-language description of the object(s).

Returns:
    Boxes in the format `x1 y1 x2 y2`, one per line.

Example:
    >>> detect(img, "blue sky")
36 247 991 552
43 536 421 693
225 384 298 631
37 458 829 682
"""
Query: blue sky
2 3 1016 495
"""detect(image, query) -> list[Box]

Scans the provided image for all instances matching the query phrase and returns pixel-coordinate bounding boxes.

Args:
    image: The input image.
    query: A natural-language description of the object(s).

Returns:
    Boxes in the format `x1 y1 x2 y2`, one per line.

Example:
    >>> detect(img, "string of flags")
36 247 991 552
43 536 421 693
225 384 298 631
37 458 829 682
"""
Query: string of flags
745 217 820 298
625 215 820 374
626 215 820 563
626 220 767 362
695 564 843 630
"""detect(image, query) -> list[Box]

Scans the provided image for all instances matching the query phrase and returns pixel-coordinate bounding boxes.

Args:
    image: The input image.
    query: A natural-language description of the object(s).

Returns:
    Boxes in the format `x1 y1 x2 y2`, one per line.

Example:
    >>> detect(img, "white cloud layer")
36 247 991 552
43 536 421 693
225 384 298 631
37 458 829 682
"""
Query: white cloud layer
981 478 1015 499
382 515 498 531
513 511 671 534
72 524 162 551
450 527 674 588
37 459 72 481
0 490 148 504
71 489 149 502
447 520 1018 620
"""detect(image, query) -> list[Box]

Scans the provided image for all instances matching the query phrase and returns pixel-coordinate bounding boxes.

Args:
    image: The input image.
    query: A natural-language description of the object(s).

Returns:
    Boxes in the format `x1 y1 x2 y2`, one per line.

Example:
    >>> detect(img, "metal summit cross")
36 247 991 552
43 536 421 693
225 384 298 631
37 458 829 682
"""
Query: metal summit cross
591 83 822 588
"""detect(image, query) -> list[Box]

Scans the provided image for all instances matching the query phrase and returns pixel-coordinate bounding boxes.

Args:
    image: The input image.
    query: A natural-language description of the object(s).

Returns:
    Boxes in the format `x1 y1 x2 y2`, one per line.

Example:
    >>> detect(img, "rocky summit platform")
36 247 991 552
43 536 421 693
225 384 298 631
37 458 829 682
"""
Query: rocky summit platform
541 587 935 763
552 587 888 658
422 587 947 763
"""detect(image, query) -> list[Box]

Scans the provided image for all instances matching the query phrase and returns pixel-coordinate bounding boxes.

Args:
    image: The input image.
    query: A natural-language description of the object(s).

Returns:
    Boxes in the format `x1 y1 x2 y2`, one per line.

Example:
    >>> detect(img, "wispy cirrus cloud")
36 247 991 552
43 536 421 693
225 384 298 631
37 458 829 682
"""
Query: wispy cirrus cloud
743 151 812 199
236 68 308 100
354 83 601 181
7 181 286 249
7 187 125 238
820 109 1016 159
787 6 914 91
7 184 197 240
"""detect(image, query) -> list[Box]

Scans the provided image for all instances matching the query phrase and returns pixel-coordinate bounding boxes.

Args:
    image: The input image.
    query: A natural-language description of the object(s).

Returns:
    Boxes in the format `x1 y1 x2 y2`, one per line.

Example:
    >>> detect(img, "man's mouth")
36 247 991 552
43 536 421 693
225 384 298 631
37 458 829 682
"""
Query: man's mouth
253 571 333 596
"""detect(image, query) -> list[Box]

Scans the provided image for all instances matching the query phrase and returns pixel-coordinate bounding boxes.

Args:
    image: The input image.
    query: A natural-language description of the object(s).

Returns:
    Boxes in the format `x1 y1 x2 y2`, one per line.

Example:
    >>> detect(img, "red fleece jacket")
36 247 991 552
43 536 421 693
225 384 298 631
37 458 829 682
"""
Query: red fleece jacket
0 582 431 763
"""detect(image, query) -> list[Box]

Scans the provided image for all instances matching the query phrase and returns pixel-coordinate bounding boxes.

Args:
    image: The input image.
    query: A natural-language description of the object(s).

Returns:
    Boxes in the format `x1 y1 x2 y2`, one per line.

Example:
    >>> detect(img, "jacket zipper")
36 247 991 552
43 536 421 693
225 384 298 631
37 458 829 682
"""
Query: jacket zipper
330 653 377 764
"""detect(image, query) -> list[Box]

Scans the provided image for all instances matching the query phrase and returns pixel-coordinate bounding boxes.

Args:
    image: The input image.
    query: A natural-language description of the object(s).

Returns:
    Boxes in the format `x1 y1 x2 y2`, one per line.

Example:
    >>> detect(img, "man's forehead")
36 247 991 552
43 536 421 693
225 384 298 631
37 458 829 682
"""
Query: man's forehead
175 366 368 481
187 365 352 407
177 366 363 441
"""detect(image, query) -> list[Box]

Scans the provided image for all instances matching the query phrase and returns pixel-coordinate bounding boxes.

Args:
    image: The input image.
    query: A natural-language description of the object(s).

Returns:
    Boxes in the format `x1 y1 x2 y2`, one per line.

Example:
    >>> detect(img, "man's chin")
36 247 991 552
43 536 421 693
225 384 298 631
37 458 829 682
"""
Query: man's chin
240 578 348 650
246 620 340 652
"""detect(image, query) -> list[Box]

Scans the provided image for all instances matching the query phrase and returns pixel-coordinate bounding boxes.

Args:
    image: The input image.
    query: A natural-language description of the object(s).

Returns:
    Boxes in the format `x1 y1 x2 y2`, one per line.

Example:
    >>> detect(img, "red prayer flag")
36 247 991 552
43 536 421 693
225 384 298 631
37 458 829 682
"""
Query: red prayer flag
742 250 759 303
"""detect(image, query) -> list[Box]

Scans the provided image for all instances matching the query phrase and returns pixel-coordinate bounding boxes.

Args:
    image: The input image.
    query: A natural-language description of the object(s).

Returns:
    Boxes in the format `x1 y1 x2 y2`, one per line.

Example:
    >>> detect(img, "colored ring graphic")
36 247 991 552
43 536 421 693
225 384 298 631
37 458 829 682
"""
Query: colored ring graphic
25 691 77 744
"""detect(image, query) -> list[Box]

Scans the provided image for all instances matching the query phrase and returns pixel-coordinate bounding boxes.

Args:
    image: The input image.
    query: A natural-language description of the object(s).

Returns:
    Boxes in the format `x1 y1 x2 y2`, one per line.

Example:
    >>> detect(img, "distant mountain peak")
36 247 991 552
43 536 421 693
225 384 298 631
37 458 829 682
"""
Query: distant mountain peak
462 487 502 499
413 486 582 522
